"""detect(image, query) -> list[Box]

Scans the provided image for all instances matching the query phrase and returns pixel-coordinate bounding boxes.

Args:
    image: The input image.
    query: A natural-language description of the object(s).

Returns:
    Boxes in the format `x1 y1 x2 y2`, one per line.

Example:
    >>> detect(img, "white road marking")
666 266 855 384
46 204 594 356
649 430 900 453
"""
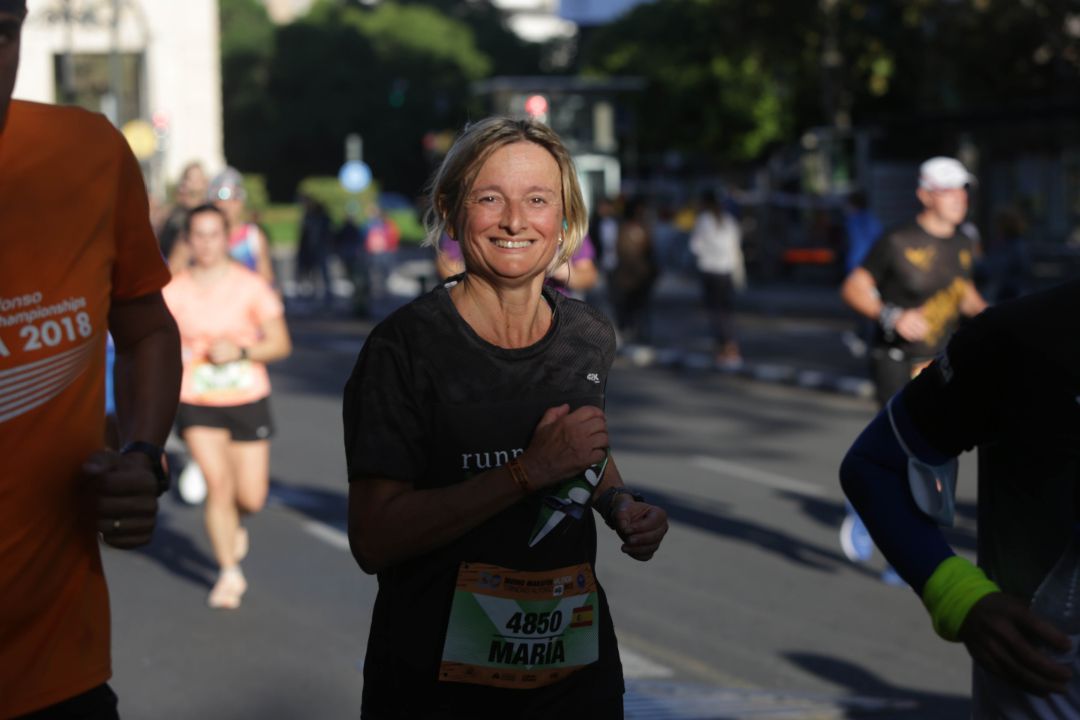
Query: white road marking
302 520 351 551
620 647 675 679
692 456 828 499
623 682 918 719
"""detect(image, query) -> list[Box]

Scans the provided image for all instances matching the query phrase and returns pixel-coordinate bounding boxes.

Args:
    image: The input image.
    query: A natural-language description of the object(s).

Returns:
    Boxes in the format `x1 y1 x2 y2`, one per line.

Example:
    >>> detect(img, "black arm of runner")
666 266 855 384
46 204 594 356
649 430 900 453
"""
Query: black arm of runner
839 390 957 594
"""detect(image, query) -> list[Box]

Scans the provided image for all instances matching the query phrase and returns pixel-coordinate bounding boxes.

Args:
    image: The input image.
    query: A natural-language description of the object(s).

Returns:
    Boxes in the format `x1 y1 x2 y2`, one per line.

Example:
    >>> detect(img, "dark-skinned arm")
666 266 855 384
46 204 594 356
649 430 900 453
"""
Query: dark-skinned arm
87 292 180 549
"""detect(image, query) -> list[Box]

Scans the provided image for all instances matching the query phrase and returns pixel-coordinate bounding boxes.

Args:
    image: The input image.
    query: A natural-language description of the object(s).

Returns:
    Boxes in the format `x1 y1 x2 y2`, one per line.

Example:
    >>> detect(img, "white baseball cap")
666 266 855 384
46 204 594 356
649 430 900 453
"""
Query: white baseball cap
919 157 975 190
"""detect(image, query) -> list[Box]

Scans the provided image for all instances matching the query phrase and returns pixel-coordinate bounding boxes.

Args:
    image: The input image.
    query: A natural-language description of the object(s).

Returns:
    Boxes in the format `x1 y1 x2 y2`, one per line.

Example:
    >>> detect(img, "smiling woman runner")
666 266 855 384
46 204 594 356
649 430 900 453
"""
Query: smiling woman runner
163 203 291 610
343 117 670 719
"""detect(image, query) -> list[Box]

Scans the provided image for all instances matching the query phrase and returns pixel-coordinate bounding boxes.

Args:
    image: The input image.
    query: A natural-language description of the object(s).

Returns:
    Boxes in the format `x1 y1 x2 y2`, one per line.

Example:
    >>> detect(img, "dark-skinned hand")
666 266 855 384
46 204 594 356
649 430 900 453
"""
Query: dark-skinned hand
959 592 1072 697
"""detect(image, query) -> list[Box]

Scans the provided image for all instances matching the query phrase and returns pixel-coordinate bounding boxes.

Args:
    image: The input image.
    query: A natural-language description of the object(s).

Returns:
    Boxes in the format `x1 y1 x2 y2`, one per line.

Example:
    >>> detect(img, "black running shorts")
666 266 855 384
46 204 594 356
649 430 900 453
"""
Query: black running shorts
176 397 274 442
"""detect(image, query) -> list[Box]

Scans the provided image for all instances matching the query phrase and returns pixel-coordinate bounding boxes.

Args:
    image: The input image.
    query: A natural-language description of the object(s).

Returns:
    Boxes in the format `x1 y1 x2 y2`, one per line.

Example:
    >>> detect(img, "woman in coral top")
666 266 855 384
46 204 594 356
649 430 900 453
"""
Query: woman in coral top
163 204 292 609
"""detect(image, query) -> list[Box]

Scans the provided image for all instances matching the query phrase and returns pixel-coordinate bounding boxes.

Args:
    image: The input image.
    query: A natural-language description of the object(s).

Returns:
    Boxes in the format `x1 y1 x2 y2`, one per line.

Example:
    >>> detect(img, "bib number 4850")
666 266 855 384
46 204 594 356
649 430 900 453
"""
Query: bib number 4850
505 610 563 636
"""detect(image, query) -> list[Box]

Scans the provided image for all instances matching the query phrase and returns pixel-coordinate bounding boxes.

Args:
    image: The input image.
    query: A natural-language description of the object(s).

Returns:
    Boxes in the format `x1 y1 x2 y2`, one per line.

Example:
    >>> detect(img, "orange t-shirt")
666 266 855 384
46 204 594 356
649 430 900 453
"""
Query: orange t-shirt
163 263 283 407
0 101 171 717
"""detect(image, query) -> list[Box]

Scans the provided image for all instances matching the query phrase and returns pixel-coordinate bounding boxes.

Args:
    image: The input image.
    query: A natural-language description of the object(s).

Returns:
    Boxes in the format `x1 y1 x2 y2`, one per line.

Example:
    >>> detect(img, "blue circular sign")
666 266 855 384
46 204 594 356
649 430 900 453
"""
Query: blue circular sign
339 161 372 193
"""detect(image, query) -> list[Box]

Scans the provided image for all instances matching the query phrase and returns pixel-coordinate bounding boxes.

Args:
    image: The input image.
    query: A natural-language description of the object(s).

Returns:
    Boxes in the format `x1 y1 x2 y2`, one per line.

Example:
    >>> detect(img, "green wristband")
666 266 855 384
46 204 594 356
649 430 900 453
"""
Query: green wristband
921 555 1001 642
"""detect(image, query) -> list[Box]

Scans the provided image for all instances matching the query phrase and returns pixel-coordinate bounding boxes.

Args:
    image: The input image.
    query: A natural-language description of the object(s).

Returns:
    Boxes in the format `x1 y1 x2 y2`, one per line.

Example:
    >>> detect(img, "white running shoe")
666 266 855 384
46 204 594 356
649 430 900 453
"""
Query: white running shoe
839 511 874 564
178 461 207 505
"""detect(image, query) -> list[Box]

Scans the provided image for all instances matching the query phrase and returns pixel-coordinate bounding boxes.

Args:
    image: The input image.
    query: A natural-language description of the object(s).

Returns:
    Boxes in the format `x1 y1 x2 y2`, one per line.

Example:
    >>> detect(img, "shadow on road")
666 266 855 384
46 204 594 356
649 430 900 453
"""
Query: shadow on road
785 651 970 719
268 477 349 530
787 493 979 556
645 487 881 581
136 509 217 590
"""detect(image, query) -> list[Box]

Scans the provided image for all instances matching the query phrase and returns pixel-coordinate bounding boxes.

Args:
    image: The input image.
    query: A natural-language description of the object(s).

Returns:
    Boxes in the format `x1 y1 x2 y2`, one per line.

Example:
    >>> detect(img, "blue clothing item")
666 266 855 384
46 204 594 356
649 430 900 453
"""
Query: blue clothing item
229 224 260 271
104 334 115 416
839 390 955 595
844 210 883 273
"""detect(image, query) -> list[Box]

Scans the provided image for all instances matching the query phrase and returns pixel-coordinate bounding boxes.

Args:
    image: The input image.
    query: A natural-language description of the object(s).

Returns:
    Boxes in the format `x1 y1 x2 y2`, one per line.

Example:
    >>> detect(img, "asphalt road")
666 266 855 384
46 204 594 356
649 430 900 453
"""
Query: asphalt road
102 311 979 719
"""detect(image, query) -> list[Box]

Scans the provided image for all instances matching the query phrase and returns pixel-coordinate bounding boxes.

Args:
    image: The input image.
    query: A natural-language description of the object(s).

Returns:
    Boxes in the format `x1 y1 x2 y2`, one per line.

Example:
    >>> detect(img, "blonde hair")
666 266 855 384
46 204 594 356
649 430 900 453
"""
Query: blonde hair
423 116 587 269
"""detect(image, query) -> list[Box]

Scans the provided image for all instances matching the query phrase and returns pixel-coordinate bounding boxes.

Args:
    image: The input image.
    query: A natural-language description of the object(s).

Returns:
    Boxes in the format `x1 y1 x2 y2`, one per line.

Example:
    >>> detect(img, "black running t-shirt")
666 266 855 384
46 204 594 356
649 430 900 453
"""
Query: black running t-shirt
862 223 976 358
903 279 1080 599
343 282 622 716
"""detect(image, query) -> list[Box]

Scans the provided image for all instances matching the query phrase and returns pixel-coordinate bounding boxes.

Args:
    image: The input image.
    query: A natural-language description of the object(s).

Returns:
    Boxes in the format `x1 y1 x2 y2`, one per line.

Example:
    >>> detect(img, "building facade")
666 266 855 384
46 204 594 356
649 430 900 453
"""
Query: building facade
14 0 224 198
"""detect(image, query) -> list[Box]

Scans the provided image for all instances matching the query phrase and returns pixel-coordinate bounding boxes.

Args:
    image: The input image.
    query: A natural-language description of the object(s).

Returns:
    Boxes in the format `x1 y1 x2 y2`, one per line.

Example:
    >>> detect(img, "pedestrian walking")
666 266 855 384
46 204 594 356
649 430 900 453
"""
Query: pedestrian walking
0 3 182 715
343 116 668 719
612 197 658 344
363 204 400 299
689 190 745 367
163 204 292 609
296 195 334 304
840 278 1080 717
842 190 883 275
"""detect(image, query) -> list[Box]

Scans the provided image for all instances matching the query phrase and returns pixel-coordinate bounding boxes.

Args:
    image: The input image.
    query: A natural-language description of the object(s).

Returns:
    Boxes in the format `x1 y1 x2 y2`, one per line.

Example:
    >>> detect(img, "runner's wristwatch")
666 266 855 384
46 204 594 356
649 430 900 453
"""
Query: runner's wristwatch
121 442 170 497
595 486 645 527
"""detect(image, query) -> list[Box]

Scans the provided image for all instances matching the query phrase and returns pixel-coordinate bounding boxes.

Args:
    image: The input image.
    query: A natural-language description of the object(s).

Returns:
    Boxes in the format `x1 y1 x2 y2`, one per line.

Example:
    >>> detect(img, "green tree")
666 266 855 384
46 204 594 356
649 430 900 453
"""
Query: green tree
839 0 1080 120
582 0 1080 168
219 0 276 174
581 0 824 166
260 0 494 198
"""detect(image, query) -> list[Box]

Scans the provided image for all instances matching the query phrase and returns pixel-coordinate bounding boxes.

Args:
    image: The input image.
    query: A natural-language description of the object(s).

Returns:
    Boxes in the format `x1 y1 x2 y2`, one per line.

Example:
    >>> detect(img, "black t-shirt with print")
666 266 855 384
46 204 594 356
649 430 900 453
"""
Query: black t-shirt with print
862 222 976 358
343 282 622 717
903 279 1080 599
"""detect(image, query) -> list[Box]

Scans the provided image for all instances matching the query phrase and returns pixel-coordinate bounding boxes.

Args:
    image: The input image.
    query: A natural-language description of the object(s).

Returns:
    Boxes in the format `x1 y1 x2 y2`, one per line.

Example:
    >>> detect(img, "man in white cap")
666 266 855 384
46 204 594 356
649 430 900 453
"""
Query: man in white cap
1 2 181 717
842 156 988 406
838 157 988 573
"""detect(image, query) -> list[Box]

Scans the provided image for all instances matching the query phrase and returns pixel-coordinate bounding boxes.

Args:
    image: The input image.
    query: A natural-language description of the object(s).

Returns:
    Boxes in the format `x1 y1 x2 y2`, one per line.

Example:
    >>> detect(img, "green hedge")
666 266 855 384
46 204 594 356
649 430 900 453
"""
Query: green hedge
243 174 425 249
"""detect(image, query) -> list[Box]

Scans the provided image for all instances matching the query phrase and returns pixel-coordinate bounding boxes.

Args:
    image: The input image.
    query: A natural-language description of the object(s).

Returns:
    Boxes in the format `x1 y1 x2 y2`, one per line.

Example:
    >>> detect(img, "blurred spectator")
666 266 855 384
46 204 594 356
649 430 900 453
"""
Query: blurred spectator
843 190 883 274
842 191 884 358
157 161 208 273
591 197 621 315
435 231 465 280
591 197 620 278
612 196 658 343
689 190 744 367
336 215 370 315
981 207 1029 303
363 204 400 299
546 233 599 299
296 195 333 305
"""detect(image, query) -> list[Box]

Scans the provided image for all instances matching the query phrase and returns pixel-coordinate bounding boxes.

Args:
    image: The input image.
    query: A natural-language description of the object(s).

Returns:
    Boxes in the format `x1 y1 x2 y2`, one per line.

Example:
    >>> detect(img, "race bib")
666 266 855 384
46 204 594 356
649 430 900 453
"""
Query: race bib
439 562 599 689
191 359 256 402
